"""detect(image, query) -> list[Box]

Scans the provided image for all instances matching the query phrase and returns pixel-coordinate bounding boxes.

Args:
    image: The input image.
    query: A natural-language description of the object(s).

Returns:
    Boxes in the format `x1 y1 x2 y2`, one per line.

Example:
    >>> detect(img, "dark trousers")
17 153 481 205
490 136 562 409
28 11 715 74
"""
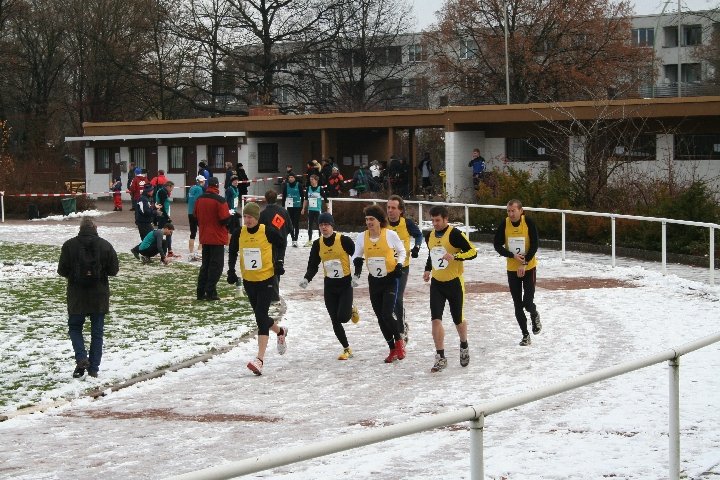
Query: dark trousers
244 278 275 335
393 266 409 334
307 210 320 241
288 207 301 241
507 268 537 336
139 239 167 259
157 215 172 251
137 222 153 241
368 275 400 348
197 244 224 299
324 280 353 348
68 313 104 374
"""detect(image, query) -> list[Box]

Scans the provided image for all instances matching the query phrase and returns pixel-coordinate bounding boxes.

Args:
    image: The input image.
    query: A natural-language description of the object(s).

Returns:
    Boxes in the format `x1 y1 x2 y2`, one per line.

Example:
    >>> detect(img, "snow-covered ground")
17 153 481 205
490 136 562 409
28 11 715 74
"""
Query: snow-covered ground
0 212 719 479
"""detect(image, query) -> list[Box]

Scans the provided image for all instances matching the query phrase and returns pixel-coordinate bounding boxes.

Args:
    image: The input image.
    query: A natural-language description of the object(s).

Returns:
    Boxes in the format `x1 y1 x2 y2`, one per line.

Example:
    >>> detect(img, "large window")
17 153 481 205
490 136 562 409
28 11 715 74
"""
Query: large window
613 134 656 160
258 143 279 173
208 145 225 171
506 138 552 162
408 44 427 62
407 77 428 97
460 38 476 59
664 63 702 83
168 146 186 172
95 148 115 173
131 147 147 169
631 28 654 47
663 26 678 47
683 24 702 46
675 134 720 160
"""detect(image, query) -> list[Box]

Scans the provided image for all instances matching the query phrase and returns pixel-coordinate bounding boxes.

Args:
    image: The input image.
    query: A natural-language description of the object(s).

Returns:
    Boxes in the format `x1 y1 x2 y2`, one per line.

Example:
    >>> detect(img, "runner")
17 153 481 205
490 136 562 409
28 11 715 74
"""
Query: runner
422 205 477 373
351 204 406 363
299 212 360 360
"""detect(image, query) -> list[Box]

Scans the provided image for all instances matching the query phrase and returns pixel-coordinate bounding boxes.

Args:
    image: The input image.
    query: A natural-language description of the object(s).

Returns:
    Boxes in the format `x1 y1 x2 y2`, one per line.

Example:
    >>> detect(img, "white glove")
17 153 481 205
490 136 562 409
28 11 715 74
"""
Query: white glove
299 278 309 289
351 275 360 288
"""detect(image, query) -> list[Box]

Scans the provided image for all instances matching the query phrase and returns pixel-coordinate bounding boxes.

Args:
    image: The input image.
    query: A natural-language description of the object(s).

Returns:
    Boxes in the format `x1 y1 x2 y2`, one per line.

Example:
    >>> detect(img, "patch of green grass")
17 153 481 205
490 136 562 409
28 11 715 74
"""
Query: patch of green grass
0 241 256 413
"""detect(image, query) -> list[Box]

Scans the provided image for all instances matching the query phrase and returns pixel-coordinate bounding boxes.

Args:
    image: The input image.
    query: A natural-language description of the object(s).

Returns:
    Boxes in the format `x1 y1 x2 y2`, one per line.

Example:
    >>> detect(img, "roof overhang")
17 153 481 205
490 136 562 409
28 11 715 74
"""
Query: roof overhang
65 131 246 142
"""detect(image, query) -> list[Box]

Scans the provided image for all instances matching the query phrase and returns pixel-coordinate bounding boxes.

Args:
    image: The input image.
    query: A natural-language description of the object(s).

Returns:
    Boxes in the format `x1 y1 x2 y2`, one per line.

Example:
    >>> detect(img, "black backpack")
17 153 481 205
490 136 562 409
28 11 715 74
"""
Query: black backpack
74 240 103 286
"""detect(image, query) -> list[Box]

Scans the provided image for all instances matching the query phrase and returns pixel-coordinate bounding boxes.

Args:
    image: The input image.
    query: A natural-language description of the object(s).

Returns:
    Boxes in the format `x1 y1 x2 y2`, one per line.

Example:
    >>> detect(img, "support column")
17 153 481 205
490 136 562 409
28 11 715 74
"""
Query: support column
445 129 484 202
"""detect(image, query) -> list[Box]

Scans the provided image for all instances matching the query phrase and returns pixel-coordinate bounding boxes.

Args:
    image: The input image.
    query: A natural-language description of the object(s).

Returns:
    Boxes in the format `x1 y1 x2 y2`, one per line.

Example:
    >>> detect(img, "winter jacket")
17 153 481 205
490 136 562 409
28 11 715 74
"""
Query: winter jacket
194 185 230 245
259 204 293 252
57 225 119 314
135 193 155 225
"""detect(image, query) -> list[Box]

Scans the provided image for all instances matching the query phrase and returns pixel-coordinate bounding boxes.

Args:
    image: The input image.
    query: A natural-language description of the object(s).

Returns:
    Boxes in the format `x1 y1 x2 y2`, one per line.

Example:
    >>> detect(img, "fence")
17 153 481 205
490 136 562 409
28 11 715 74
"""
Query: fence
322 197 719 285
167 331 720 480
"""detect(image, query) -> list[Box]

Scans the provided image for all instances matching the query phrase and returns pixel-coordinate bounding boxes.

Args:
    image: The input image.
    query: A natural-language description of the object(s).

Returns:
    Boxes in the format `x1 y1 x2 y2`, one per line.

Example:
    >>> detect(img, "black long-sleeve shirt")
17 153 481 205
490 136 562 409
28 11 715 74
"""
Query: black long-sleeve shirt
493 215 539 262
303 233 355 285
423 225 477 272
227 223 286 273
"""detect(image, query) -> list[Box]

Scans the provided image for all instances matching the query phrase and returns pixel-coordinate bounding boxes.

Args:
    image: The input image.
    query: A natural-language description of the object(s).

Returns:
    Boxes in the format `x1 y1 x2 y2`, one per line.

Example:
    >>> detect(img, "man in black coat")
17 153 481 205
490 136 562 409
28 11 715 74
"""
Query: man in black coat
57 217 119 378
258 189 293 301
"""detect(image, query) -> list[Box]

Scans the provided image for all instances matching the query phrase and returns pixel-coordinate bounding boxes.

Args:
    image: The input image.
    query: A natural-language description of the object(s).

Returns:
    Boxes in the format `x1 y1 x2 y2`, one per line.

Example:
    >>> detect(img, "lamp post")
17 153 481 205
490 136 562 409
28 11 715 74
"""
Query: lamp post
503 0 510 104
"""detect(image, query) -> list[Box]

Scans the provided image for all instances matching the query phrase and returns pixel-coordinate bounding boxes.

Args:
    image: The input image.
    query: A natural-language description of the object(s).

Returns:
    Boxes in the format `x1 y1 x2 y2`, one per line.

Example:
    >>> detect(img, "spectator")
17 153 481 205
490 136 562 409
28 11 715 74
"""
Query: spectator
194 177 231 301
110 176 123 211
302 174 327 246
127 168 147 212
326 167 344 197
351 163 371 195
187 175 205 261
306 159 321 181
468 148 486 188
281 173 305 247
226 175 241 243
198 162 211 184
259 189 293 302
57 217 119 378
320 159 333 185
224 161 236 189
418 153 434 198
236 163 249 198
154 181 176 257
131 224 175 265
150 169 168 187
127 163 136 210
135 183 155 241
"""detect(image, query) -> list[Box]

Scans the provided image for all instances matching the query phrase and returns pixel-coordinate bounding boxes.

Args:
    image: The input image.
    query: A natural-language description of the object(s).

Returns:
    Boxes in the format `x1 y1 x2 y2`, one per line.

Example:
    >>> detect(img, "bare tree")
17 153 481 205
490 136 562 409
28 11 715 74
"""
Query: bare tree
293 0 416 113
425 0 653 105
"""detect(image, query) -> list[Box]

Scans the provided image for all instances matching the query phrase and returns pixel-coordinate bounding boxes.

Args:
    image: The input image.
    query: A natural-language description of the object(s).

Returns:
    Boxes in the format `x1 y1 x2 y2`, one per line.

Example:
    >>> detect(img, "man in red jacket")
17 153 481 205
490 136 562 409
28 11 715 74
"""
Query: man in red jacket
194 177 231 300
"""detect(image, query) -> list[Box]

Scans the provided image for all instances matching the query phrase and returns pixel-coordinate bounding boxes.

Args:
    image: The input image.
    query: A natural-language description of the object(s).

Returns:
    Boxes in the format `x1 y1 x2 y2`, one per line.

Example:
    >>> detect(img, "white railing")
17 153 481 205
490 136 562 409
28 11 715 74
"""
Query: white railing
324 197 719 285
167 331 720 480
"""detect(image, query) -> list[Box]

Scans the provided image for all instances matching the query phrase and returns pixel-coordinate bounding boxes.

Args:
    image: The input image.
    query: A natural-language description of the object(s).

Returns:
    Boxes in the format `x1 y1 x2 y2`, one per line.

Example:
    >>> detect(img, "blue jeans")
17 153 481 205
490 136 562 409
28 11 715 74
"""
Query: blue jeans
68 313 105 373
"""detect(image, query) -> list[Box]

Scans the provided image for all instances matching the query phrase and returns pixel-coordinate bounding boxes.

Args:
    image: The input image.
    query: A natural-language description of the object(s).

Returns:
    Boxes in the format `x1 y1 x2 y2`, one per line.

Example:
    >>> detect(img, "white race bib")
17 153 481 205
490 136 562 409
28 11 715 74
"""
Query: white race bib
285 197 294 208
233 197 238 209
308 197 319 208
368 257 387 278
508 237 526 255
243 248 262 270
430 246 448 270
323 259 343 278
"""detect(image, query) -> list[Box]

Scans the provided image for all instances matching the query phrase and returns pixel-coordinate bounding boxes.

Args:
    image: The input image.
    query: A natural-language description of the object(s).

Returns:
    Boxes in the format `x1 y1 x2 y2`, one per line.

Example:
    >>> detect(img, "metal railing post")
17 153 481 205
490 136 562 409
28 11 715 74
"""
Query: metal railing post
470 414 485 480
710 227 715 286
611 216 616 268
662 221 667 275
418 202 423 227
465 205 470 233
328 199 333 215
1 191 4 223
668 357 680 480
561 211 566 261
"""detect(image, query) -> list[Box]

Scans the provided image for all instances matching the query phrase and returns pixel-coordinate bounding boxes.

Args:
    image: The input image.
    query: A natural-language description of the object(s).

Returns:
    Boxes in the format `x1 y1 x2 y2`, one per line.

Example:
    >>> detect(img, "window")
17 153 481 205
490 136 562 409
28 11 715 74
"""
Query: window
463 75 481 92
407 77 428 97
315 51 329 68
376 79 402 100
131 147 147 169
208 145 225 171
316 82 332 100
683 24 702 46
506 138 552 161
168 146 186 172
387 46 401 65
94 148 116 173
408 44 427 62
614 134 656 160
631 28 654 47
675 134 720 160
460 38 475 59
664 63 702 83
258 143 279 173
274 86 289 103
664 26 678 47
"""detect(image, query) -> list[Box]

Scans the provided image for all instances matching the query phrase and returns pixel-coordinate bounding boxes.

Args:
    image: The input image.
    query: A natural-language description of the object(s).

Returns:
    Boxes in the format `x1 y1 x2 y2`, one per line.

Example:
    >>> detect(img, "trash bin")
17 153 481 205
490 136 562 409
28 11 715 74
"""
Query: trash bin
61 197 77 216
28 204 39 219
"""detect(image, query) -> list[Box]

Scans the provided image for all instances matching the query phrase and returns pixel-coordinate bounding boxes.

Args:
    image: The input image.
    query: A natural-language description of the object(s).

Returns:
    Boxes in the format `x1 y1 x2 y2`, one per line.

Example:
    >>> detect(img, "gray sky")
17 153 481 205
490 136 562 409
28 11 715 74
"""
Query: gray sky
409 0 718 30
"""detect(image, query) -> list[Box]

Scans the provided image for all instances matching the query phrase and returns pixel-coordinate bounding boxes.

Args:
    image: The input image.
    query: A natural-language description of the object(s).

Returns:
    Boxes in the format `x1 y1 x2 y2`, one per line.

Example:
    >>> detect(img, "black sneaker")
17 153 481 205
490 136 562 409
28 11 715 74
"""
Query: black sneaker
519 335 532 346
207 294 221 301
87 370 98 378
73 358 90 378
531 312 542 335
130 247 140 259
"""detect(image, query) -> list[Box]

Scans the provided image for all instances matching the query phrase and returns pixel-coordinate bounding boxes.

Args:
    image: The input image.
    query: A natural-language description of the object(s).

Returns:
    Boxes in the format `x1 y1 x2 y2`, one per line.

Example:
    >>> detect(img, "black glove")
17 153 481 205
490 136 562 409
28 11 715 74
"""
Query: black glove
227 270 239 285
392 263 403 278
275 261 285 276
411 245 420 258
353 257 364 277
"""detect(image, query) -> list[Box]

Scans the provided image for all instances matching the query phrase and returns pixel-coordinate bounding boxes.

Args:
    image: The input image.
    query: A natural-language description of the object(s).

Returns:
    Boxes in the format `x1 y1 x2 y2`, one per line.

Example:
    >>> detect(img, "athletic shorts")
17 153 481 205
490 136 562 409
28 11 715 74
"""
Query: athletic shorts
429 276 465 325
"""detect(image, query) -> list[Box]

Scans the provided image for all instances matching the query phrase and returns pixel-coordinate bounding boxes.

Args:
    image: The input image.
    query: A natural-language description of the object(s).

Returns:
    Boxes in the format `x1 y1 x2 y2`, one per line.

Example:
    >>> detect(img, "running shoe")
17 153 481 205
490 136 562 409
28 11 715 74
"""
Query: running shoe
337 347 353 360
531 312 542 335
247 357 263 375
277 326 288 355
460 347 470 367
430 354 447 373
351 305 360 324
519 334 532 346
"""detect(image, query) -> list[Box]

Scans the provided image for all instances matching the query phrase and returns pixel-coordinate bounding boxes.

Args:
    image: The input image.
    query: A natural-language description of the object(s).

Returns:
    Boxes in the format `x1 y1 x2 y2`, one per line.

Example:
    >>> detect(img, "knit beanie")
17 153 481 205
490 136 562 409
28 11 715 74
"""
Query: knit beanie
318 212 335 227
243 202 261 220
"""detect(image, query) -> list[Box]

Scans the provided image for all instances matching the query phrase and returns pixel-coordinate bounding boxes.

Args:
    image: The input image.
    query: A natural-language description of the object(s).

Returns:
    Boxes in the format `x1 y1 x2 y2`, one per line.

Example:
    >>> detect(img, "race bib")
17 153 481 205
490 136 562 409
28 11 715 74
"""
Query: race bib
323 259 343 278
308 197 319 209
233 197 238 209
368 257 387 278
430 246 448 270
508 237 526 255
243 248 262 270
285 197 294 208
